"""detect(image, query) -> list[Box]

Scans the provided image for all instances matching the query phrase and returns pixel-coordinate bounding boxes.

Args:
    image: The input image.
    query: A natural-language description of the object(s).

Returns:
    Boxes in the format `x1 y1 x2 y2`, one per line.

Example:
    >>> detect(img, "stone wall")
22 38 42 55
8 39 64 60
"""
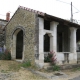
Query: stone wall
6 8 38 65
0 20 8 51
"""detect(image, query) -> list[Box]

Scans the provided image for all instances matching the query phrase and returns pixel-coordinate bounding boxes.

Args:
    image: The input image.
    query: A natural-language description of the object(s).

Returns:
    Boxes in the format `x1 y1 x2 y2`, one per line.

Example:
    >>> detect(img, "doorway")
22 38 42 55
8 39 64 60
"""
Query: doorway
57 32 63 52
16 30 23 59
44 34 50 52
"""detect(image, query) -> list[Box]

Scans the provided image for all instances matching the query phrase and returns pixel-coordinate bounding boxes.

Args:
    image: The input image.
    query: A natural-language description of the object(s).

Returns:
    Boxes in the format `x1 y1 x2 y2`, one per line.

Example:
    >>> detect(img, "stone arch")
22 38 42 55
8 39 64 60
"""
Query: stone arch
11 27 25 61
76 29 80 52
11 26 25 39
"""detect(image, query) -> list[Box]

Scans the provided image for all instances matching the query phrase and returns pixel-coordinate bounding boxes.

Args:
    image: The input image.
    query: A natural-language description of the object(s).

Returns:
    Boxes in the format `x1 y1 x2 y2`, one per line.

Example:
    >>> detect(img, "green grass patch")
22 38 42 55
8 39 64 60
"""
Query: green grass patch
52 65 60 71
21 61 31 68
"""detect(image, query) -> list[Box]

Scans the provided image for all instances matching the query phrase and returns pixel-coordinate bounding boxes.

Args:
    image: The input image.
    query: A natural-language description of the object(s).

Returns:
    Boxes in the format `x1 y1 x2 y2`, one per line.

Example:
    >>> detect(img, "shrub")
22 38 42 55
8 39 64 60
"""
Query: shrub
5 49 11 60
44 51 60 71
0 49 11 60
49 51 57 65
44 55 51 62
44 51 57 65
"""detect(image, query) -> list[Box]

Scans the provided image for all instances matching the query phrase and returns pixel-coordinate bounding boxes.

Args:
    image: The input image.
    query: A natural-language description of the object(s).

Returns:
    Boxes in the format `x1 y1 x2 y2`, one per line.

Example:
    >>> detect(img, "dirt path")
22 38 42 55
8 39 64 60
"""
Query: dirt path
0 60 47 80
48 69 80 80
0 60 80 80
59 69 80 80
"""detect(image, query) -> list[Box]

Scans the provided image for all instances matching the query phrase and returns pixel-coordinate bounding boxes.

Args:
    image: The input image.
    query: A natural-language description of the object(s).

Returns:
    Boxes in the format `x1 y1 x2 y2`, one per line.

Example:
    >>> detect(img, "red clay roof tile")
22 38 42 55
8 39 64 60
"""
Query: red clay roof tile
19 6 45 16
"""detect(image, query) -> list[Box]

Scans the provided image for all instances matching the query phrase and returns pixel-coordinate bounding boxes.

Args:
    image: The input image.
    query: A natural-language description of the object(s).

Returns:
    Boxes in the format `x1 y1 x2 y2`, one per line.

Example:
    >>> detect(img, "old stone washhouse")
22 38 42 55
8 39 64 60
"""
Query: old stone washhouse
5 6 80 68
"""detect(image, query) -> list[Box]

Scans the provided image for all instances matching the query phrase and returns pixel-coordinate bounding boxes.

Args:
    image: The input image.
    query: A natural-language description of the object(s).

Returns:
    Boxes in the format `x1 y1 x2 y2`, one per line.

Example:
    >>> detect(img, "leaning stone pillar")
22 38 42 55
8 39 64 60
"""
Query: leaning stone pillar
70 27 77 63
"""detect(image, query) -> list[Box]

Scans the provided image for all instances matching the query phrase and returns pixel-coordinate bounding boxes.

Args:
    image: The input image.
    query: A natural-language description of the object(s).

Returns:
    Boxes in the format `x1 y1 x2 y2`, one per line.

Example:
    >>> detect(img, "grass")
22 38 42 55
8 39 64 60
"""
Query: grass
21 61 31 68
0 61 48 80
52 65 60 71
9 63 21 71
8 61 32 71
1 70 8 73
71 67 80 72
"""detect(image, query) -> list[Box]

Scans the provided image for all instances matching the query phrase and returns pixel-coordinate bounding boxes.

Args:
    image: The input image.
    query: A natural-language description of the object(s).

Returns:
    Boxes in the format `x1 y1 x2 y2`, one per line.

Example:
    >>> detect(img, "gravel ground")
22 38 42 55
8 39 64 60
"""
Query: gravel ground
37 67 80 80
54 69 80 80
0 60 80 80
0 60 48 80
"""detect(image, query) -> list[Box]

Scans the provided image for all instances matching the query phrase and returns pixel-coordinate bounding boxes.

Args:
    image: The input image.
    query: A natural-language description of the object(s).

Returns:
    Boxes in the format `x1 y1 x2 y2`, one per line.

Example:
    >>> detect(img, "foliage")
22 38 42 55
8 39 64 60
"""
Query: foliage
21 60 31 68
0 49 11 60
44 55 51 62
44 51 57 65
52 65 60 71
44 51 60 71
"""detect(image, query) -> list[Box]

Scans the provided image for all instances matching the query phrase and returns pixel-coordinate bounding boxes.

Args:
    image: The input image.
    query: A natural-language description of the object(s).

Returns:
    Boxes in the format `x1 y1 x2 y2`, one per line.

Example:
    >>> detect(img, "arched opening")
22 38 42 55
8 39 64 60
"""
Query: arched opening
44 34 50 52
76 29 80 52
12 28 24 60
16 30 23 59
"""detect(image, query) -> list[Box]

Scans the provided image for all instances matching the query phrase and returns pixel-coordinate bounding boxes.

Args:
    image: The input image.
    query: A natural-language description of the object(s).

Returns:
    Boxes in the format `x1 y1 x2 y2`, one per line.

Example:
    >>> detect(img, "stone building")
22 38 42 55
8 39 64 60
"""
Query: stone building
5 6 80 68
0 18 8 52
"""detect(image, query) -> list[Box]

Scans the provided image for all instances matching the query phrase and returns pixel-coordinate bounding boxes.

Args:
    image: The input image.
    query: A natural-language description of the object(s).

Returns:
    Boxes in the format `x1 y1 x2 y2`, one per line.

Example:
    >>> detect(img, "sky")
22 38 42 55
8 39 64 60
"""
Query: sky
0 0 80 23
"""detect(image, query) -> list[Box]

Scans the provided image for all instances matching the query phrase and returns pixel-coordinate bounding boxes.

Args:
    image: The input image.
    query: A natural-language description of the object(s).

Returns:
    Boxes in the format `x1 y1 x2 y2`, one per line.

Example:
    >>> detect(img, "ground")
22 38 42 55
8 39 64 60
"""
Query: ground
0 60 80 80
0 60 47 80
60 69 80 80
37 65 80 80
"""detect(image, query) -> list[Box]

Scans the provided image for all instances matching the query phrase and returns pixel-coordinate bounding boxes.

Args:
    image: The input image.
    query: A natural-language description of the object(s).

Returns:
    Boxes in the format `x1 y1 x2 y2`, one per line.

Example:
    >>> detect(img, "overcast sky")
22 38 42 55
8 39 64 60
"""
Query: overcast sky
0 0 80 22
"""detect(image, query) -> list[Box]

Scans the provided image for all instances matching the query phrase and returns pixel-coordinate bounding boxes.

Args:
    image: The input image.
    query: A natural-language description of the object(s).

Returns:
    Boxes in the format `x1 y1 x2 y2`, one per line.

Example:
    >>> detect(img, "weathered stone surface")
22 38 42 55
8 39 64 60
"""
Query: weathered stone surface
6 8 38 65
0 20 8 49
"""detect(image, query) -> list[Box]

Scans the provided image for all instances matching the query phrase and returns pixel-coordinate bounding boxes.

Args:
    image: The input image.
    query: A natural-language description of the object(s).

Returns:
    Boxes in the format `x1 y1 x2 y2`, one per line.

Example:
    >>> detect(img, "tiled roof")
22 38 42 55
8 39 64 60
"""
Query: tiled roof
19 6 45 16
5 6 80 29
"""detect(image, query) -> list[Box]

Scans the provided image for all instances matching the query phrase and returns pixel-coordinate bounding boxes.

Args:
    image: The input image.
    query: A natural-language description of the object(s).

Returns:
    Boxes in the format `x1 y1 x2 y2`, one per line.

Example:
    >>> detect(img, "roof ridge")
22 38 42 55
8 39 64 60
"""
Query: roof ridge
19 6 45 16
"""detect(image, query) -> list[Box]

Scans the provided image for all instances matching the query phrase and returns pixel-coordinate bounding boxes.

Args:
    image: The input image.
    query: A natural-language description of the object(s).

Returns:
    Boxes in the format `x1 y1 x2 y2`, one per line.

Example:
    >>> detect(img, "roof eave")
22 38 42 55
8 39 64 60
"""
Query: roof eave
38 13 80 28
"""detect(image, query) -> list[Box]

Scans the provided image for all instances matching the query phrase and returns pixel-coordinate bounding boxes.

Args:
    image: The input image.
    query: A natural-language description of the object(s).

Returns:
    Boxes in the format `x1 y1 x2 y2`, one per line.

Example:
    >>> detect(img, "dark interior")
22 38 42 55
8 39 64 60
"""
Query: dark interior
44 34 50 52
16 30 23 59
44 20 50 30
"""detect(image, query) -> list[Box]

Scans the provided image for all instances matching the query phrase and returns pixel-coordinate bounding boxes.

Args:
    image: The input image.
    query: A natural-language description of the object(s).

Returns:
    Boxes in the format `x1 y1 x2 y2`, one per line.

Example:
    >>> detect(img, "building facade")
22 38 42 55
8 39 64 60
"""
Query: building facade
0 19 8 52
5 6 80 68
